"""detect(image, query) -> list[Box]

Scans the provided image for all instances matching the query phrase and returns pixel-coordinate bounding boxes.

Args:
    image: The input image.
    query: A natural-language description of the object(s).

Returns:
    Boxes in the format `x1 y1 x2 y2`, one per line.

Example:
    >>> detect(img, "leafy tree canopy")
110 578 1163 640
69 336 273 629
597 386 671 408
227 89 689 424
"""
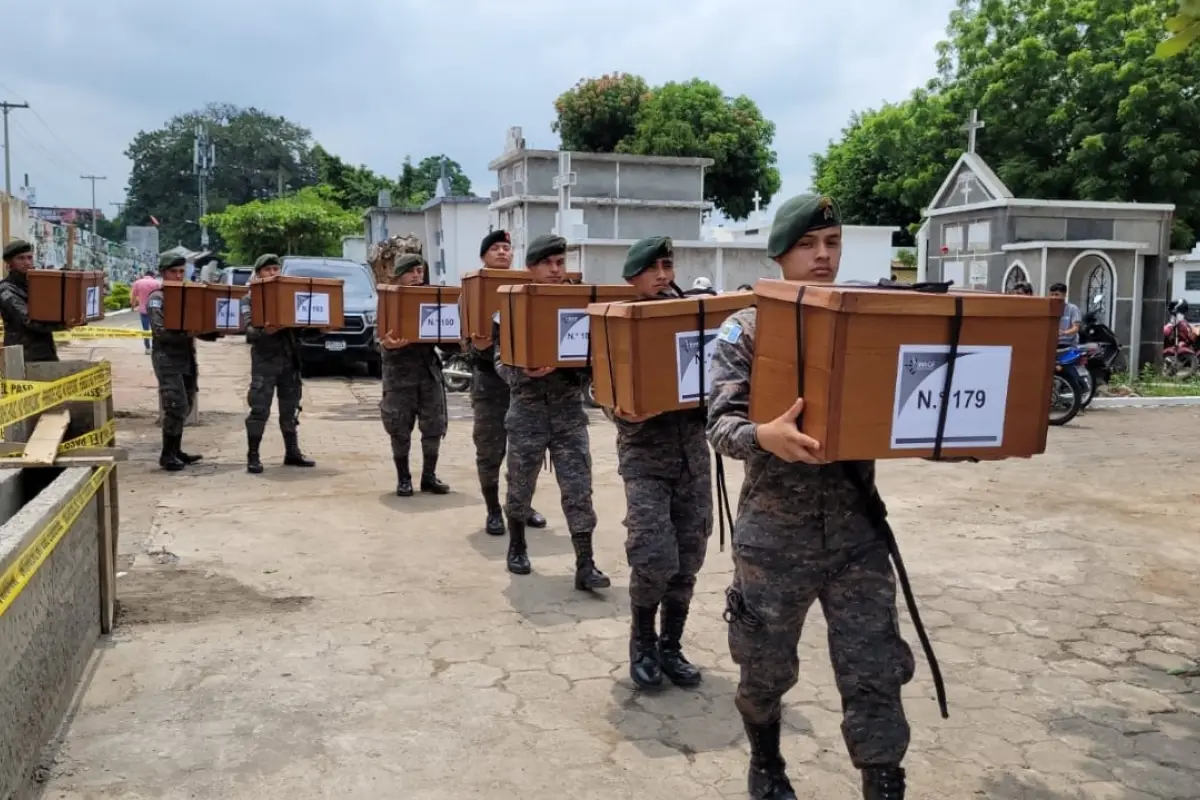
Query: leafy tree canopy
552 75 781 220
812 0 1200 249
200 185 360 263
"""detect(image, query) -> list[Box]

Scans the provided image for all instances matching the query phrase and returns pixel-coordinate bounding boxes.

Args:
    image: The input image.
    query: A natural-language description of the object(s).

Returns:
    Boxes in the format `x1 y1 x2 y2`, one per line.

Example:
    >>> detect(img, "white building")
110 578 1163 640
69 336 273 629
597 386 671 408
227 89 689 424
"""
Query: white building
421 195 491 286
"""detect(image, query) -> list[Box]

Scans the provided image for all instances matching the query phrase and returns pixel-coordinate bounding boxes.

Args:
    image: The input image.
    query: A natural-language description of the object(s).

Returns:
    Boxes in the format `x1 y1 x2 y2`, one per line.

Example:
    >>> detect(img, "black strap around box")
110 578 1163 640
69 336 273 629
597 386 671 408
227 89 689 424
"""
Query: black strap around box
792 280 950 720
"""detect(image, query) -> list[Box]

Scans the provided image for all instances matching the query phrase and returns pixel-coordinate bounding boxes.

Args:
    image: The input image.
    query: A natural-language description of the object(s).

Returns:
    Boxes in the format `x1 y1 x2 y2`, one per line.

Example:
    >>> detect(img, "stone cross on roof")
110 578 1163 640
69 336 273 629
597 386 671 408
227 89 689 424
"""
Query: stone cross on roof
752 190 762 214
962 108 985 154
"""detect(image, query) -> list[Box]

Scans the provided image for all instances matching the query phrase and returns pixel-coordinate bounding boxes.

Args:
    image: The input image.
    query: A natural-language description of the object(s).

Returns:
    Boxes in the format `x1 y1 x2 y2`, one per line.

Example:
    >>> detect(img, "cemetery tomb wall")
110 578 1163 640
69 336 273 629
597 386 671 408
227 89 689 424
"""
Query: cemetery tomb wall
519 152 707 205
0 467 103 799
1141 255 1169 366
570 242 772 290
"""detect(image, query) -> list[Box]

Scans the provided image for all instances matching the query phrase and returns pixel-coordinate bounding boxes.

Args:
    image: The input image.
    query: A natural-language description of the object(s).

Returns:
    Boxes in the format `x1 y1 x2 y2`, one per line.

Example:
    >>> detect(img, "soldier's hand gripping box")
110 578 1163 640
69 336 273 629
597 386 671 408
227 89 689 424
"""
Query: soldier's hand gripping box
748 280 1063 461
587 292 755 417
27 269 107 327
249 276 344 329
377 284 462 343
497 282 640 369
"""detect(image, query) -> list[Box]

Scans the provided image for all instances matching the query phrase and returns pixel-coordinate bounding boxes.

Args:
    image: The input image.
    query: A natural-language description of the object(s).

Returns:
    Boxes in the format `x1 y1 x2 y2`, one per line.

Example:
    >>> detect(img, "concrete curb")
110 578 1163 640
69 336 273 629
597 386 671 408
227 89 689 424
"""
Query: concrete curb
1090 395 1200 408
105 308 132 317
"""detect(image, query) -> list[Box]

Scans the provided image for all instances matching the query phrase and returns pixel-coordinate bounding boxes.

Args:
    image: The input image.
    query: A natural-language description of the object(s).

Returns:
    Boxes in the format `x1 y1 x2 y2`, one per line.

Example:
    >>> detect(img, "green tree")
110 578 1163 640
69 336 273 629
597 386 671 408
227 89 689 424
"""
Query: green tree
812 88 959 236
124 103 317 251
813 0 1200 248
201 185 359 263
1158 0 1200 55
393 155 473 207
552 73 649 152
312 145 394 211
620 79 781 220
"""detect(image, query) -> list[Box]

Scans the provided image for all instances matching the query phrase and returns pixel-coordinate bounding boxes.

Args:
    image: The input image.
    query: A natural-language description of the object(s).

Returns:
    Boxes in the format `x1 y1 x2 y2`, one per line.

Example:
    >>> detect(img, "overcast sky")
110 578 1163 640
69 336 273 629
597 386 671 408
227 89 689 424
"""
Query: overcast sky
2 0 957 221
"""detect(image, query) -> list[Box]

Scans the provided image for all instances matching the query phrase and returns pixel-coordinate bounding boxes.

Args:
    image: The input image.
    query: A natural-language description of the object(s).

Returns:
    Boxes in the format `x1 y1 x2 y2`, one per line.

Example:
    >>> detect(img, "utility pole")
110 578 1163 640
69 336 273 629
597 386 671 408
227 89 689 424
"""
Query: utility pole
1 100 30 247
80 174 107 241
110 201 126 215
1 101 30 199
193 123 215 249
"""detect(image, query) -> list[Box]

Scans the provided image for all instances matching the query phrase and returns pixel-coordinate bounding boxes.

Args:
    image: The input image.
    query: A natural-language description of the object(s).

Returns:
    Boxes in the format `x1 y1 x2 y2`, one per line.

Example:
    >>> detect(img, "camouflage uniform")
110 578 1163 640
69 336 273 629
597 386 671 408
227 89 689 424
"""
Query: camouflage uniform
381 339 448 495
0 252 62 362
492 314 607 589
147 285 211 470
242 285 314 474
708 306 915 798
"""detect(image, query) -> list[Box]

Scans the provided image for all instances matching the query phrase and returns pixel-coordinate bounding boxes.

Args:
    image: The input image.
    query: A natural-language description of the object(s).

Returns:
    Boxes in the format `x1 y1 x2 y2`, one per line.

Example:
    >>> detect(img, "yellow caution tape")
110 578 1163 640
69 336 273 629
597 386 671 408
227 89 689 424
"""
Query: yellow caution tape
0 465 112 618
55 327 150 340
2 379 112 401
59 418 115 453
0 363 111 429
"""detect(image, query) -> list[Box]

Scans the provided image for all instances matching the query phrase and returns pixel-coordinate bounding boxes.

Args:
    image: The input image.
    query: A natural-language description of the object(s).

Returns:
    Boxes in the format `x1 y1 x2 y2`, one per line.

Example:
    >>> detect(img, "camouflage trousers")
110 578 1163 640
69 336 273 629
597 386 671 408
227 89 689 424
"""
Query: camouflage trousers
382 382 447 463
504 423 596 533
154 364 196 437
623 470 712 608
472 392 508 489
245 367 302 439
725 541 915 768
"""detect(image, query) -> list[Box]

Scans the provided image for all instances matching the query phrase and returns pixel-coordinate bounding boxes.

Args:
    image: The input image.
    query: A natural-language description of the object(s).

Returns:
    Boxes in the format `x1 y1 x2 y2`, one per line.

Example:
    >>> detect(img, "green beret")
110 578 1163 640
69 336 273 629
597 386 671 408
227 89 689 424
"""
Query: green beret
391 254 425 277
2 239 32 261
525 234 567 266
253 253 282 272
766 194 842 259
158 253 187 270
623 236 673 279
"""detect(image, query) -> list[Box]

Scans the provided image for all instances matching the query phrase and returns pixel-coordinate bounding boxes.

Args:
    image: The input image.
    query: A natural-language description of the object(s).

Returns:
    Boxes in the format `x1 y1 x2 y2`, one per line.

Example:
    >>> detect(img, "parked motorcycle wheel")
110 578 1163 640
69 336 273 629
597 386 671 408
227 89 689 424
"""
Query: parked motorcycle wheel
442 355 471 393
1077 367 1095 409
1164 351 1199 380
1049 373 1082 426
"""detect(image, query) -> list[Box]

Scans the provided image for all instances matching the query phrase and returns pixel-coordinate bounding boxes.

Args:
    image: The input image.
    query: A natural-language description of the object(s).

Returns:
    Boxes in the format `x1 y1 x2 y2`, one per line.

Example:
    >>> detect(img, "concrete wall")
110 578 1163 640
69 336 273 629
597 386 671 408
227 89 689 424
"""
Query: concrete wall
423 200 492 286
0 467 102 799
363 208 426 251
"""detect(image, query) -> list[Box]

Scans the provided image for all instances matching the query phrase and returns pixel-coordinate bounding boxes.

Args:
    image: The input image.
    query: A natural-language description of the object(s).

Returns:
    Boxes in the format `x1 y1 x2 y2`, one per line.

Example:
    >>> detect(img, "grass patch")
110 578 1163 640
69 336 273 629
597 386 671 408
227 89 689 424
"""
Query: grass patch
1107 365 1200 397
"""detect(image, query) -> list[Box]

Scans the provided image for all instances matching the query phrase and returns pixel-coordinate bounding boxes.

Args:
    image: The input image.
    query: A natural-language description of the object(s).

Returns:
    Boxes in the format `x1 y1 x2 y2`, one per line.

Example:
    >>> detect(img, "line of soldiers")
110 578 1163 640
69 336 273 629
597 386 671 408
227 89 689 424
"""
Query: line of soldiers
27 199 919 798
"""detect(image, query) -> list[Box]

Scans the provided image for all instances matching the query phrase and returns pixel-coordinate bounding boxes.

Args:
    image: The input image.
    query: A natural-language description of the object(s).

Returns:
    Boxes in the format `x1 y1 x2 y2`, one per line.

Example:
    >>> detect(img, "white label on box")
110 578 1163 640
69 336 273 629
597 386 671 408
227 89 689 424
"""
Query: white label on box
215 297 240 329
890 344 1012 450
294 292 331 326
85 286 101 319
418 303 461 340
557 308 590 361
675 328 721 404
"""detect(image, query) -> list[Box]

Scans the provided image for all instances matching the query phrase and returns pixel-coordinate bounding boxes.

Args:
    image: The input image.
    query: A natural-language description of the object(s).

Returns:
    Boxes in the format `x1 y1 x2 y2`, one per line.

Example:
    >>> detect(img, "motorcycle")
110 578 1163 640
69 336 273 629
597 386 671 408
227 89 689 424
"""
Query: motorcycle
1162 303 1199 379
1079 302 1122 389
1056 345 1094 409
438 345 472 393
1049 349 1084 426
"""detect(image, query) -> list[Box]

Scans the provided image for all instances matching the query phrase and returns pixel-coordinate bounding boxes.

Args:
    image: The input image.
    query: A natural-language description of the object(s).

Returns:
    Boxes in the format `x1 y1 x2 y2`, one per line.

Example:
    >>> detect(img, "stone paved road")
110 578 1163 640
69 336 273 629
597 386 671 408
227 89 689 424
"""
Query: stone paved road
32 336 1200 800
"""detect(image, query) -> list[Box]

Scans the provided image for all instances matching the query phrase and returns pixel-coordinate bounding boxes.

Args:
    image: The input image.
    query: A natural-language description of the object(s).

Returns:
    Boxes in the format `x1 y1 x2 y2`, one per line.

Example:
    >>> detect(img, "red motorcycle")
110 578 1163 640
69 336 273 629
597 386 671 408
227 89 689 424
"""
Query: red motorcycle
1163 299 1198 379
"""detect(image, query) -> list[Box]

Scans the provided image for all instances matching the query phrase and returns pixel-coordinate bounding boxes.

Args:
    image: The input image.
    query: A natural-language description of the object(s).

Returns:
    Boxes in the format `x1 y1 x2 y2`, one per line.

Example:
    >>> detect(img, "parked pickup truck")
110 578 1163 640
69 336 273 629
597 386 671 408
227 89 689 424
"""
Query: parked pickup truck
281 257 381 378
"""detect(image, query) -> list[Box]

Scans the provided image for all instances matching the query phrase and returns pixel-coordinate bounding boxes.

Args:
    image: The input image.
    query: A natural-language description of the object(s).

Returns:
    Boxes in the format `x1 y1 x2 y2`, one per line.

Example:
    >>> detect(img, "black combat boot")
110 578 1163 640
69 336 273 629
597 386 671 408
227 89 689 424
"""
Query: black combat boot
506 517 531 575
861 766 905 800
658 599 703 687
745 720 797 800
482 485 505 536
176 443 203 465
571 532 611 591
158 432 184 472
527 509 547 529
282 432 315 468
629 604 662 689
246 435 264 474
419 451 450 494
394 456 413 497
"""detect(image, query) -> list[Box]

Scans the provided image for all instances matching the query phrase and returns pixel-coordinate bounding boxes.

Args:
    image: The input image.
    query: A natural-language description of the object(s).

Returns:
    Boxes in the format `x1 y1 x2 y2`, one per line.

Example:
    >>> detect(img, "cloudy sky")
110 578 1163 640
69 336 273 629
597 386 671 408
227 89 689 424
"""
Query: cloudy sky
2 0 957 219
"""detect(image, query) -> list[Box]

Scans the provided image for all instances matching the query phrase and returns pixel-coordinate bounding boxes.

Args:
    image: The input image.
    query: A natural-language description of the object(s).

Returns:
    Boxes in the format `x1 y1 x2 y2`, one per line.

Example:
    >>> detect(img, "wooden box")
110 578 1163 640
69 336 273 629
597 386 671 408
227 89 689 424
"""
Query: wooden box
498 283 640 369
748 280 1063 461
459 269 585 338
377 284 462 342
161 282 210 333
27 269 106 327
248 276 344 329
207 283 250 333
588 292 755 416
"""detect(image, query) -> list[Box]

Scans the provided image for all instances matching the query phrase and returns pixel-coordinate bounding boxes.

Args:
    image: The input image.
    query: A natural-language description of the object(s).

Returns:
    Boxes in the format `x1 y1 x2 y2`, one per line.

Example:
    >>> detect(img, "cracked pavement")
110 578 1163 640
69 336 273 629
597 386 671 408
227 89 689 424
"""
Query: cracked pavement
33 336 1200 799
